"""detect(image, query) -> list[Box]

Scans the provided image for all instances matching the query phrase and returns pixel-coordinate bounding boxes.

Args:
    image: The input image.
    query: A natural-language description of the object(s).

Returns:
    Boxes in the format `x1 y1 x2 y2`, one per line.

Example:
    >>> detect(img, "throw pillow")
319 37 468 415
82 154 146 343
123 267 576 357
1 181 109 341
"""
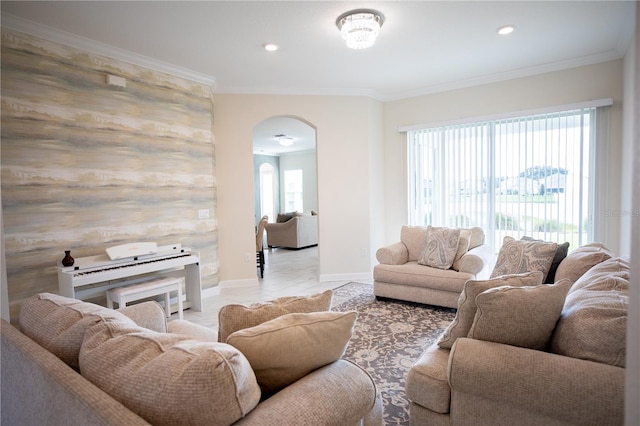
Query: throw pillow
467 278 573 350
437 271 544 349
490 236 557 279
226 311 357 395
417 226 461 270
217 290 333 342
521 236 570 283
550 257 629 367
18 292 138 370
554 242 614 284
80 321 260 426
451 229 471 271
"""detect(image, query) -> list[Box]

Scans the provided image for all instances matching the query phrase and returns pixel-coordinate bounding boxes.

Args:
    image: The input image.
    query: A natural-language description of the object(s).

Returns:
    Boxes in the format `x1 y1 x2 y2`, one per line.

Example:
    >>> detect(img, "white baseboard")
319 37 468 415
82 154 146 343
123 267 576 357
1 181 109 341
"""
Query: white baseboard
319 273 373 284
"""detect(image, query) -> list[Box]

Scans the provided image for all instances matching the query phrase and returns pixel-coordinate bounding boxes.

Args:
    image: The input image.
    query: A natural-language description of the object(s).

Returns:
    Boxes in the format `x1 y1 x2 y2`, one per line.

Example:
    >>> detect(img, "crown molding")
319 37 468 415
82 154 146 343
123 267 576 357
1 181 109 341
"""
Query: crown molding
1 14 217 90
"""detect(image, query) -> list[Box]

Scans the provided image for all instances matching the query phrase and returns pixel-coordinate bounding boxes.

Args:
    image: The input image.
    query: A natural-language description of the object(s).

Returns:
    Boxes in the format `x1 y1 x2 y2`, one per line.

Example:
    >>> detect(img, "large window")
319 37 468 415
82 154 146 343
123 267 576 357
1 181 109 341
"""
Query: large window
407 104 610 251
284 169 303 212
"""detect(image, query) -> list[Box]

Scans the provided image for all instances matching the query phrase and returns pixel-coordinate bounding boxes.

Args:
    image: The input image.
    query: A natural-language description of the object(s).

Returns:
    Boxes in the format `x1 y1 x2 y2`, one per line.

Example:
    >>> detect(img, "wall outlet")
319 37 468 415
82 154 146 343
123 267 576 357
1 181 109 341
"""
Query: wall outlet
360 248 368 257
198 209 209 219
244 253 252 262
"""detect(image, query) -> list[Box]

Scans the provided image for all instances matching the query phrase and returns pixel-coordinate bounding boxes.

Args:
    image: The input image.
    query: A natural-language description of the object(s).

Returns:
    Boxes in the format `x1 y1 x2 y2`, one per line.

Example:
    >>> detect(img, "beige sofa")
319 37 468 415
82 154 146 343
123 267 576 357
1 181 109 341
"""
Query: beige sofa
373 226 495 308
1 293 382 426
407 243 627 426
265 212 318 249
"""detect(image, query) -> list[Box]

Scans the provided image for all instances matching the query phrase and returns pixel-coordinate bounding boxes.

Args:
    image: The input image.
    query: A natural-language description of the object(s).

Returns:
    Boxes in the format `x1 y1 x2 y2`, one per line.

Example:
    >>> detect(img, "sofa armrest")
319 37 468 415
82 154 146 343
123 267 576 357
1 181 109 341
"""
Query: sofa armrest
455 244 495 278
376 242 409 265
235 359 382 426
448 338 624 425
117 301 167 333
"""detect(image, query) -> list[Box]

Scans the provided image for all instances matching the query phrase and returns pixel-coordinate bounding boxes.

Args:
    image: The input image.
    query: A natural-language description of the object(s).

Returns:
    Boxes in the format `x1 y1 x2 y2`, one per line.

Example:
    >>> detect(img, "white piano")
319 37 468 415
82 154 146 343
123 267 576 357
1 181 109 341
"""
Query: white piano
57 244 202 311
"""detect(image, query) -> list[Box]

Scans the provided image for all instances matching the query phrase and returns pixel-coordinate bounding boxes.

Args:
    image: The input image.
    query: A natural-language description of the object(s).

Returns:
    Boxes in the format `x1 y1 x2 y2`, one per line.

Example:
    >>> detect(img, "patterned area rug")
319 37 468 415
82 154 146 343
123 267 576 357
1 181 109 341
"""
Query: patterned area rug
331 282 456 426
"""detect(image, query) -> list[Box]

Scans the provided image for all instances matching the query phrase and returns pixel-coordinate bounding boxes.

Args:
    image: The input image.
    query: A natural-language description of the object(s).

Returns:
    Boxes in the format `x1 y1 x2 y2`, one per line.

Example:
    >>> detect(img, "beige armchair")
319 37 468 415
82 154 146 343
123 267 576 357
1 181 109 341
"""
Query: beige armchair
265 212 318 249
373 226 495 308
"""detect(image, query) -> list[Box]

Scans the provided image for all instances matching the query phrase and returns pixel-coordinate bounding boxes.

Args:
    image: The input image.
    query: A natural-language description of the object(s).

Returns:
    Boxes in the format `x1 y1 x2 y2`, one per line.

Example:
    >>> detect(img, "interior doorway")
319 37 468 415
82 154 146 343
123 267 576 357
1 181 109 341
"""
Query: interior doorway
252 116 318 279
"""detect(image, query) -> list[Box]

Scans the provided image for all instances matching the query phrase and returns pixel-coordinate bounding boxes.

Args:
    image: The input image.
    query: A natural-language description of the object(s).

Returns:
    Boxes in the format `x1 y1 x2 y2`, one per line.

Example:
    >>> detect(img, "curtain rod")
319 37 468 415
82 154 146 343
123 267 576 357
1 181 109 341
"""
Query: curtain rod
398 98 614 132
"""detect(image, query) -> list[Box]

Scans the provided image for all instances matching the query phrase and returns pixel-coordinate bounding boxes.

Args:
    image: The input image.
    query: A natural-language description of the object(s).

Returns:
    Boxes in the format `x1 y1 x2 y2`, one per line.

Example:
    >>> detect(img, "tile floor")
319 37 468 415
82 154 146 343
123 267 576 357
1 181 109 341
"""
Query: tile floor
178 245 360 330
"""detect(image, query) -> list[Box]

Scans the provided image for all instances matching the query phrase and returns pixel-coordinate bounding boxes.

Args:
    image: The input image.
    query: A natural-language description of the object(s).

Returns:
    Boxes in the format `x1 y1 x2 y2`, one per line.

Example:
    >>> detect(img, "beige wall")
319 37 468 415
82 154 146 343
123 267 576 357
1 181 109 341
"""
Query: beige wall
213 94 382 285
382 60 625 253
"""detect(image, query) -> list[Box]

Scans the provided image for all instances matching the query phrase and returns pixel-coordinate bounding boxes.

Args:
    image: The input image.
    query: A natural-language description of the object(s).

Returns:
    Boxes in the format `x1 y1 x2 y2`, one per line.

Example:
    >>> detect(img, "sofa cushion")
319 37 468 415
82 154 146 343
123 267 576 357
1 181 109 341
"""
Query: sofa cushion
19 292 137 370
550 257 629 367
468 279 572 350
405 342 452 414
217 290 333 342
418 226 461 269
554 242 614 284
521 236 570 283
226 311 356 395
437 271 544 349
490 236 557 279
373 262 474 293
80 321 260 426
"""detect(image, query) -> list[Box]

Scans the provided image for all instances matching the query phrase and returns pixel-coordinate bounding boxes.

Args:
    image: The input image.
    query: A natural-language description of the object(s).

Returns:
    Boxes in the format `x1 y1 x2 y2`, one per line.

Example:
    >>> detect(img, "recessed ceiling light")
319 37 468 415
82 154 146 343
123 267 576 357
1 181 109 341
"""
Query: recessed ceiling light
497 25 515 36
263 43 279 52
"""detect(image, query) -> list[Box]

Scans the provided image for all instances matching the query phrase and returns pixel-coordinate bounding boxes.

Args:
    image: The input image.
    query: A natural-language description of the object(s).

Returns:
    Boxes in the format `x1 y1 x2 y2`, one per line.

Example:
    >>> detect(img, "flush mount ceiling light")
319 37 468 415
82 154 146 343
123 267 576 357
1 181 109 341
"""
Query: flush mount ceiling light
336 9 385 49
497 25 515 35
275 134 294 146
263 43 279 52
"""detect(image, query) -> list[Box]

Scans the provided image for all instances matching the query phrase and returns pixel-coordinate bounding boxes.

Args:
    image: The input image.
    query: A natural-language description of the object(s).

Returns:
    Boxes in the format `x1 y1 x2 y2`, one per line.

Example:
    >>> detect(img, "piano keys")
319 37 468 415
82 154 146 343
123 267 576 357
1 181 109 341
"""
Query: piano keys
57 245 202 311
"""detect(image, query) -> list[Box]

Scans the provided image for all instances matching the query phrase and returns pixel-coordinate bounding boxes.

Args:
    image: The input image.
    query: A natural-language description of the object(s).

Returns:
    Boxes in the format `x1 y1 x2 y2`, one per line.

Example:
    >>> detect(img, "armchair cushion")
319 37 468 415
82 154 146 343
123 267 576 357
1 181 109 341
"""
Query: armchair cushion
226 311 357 395
80 321 261 426
490 236 557 279
437 271 544 349
468 278 572 350
417 226 461 270
217 290 333 342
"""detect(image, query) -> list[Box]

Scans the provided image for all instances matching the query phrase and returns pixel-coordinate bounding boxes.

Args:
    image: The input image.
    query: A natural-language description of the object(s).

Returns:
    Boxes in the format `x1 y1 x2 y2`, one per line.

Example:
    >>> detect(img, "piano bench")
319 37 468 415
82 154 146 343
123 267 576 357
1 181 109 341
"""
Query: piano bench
106 277 184 319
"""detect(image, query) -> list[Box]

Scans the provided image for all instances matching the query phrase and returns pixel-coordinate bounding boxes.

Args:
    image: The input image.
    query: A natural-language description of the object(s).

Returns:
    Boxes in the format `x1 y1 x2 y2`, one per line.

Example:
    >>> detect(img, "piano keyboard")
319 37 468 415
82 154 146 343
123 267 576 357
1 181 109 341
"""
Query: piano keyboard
57 246 202 310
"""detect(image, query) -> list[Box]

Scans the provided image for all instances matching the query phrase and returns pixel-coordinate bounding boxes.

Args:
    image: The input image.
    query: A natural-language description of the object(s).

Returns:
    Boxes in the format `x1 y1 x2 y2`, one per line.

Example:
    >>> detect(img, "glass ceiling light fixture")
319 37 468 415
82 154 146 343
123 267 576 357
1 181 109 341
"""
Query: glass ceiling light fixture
497 25 515 35
275 134 294 146
336 9 385 49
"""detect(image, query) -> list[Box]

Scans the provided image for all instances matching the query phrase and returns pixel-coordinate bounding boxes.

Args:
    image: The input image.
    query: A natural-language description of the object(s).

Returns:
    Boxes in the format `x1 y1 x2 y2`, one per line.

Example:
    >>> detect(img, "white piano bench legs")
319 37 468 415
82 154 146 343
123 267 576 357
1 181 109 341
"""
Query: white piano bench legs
106 277 184 319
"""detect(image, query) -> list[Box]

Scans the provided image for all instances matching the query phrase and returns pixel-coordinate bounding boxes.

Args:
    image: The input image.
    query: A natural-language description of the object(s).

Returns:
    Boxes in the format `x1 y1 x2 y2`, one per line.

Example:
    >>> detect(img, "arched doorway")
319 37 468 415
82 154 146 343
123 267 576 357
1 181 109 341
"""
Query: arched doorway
252 116 318 279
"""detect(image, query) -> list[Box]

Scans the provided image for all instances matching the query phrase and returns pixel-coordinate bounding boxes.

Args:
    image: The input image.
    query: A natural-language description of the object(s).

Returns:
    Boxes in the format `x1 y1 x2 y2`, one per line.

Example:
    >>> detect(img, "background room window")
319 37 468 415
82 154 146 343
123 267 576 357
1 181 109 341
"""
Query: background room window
284 169 303 212
259 163 275 221
407 103 610 251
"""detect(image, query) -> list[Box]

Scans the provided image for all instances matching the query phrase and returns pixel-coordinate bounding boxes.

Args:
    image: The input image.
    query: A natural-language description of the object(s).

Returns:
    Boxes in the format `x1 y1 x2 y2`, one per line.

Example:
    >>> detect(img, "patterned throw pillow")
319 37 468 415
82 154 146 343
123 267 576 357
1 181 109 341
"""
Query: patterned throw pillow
417 226 461 270
226 311 357 395
490 236 557 279
437 271 544 349
468 279 573 350
521 236 570 283
217 290 333 342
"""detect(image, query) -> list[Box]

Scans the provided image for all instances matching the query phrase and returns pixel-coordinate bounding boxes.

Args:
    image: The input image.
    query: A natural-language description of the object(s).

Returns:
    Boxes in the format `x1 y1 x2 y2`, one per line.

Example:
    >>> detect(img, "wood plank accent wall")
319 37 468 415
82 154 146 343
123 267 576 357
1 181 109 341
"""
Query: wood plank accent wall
1 29 218 316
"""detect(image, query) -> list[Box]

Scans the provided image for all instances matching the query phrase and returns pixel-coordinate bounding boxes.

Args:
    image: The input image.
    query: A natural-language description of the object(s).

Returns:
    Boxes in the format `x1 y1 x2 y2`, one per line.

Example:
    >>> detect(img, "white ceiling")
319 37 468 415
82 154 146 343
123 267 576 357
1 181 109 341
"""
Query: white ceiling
2 1 635 154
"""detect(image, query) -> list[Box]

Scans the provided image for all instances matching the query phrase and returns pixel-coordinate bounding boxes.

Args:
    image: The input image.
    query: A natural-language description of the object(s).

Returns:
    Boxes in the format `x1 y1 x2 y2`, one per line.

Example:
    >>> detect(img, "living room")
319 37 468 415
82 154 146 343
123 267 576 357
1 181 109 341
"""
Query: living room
1 1 638 423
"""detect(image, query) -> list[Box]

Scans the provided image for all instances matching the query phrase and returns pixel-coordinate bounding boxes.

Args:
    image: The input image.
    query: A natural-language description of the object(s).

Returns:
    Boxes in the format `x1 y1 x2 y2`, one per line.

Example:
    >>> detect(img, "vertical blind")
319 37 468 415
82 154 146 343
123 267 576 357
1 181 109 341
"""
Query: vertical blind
407 106 609 251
